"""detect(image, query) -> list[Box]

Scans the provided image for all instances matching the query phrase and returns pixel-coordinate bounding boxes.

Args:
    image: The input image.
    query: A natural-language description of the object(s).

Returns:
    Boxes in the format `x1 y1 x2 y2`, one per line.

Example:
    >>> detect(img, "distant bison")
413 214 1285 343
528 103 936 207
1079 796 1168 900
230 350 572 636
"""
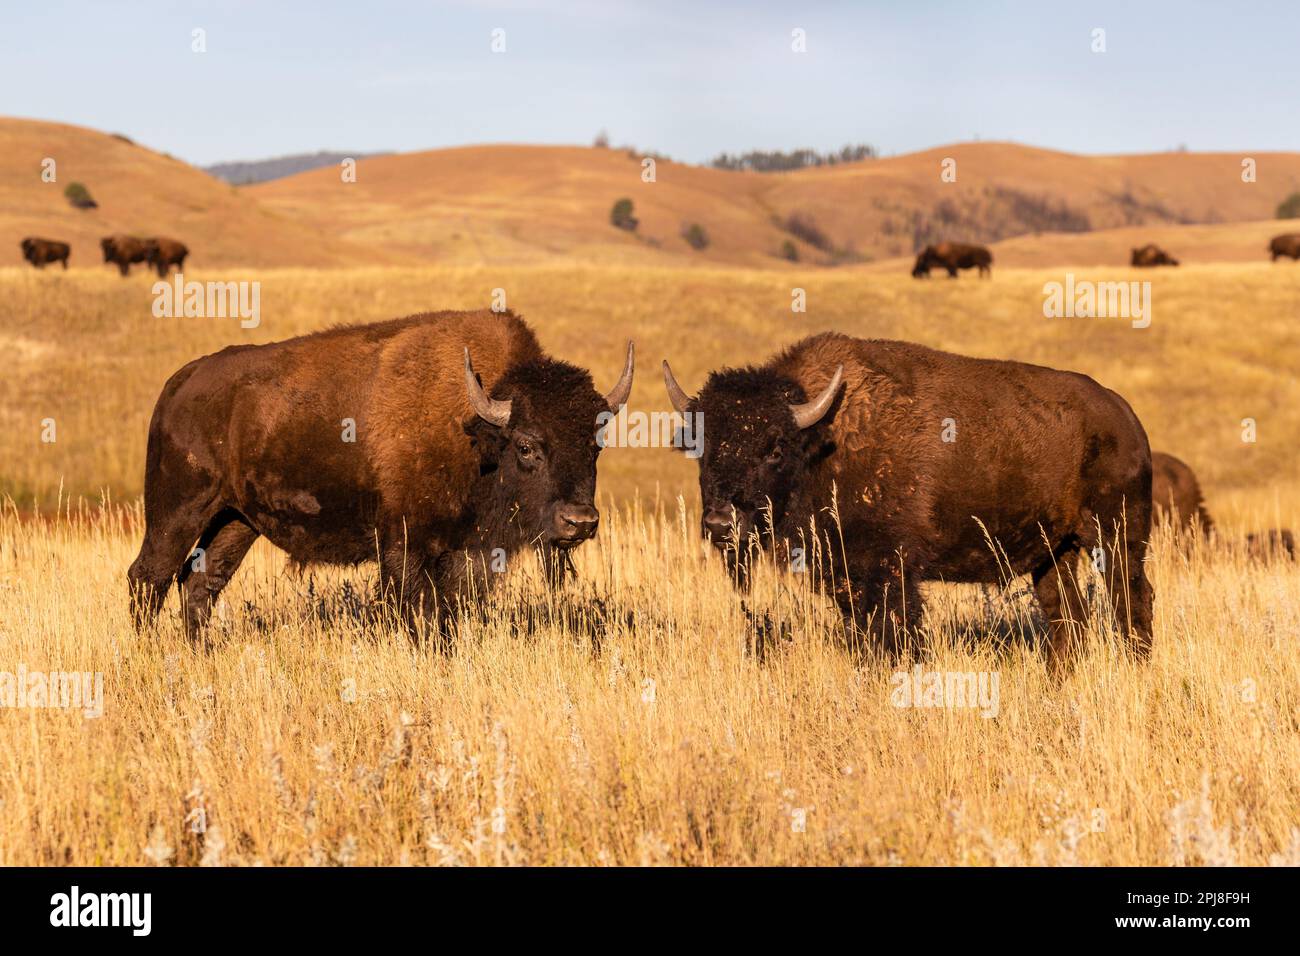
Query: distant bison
664 333 1153 668
912 241 992 278
20 237 70 269
100 235 151 276
1269 234 1300 261
128 310 633 641
145 237 188 276
1131 244 1179 267
1151 451 1212 532
1246 529 1296 561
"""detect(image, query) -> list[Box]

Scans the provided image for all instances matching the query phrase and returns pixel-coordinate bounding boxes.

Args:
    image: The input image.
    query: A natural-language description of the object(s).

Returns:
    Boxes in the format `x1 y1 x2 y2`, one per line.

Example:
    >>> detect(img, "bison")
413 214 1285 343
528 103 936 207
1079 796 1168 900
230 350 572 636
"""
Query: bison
912 242 992 279
1269 234 1300 261
1245 529 1296 561
101 235 151 276
663 333 1153 668
128 310 633 641
20 237 70 269
1131 244 1179 267
145 237 188 276
1151 451 1212 532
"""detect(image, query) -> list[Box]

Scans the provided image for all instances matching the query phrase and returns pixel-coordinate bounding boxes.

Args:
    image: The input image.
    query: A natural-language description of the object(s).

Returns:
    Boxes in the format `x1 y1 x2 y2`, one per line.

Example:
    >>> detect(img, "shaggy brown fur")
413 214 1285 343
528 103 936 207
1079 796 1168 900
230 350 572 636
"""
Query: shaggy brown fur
145 237 188 276
1151 451 1212 532
671 333 1153 669
128 310 627 641
101 235 151 276
1131 244 1179 267
1269 233 1300 261
20 237 70 269
912 241 992 278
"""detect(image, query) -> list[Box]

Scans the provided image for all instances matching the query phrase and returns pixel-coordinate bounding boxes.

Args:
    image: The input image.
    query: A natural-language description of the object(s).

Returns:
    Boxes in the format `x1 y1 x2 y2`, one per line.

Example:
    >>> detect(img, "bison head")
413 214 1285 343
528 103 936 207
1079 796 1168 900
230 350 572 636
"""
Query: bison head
663 359 842 578
463 343 633 555
911 250 931 278
100 237 115 261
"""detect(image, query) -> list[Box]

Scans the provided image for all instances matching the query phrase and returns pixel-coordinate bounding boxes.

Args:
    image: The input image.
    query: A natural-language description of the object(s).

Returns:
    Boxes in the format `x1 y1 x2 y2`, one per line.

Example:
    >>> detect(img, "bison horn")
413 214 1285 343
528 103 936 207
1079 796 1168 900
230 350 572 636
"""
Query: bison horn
463 348 512 427
789 365 843 430
603 341 635 411
662 360 694 413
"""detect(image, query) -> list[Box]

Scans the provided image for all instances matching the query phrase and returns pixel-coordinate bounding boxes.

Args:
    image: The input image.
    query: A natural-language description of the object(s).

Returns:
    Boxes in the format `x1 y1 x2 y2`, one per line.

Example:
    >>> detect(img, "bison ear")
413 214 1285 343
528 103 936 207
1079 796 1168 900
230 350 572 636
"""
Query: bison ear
464 416 507 474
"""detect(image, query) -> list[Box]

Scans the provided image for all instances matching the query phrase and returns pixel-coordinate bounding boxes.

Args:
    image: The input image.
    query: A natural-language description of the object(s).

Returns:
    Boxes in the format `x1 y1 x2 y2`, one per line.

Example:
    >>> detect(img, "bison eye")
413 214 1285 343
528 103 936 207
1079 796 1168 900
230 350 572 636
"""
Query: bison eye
515 437 542 466
765 446 783 465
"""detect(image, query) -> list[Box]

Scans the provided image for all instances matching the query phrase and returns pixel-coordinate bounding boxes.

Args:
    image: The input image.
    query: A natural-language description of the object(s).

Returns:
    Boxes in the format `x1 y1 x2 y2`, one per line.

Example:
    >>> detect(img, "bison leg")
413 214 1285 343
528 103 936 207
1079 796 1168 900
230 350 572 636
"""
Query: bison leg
1103 527 1153 661
837 558 919 658
1032 550 1088 671
117 261 129 277
180 513 258 639
377 527 442 640
127 496 220 630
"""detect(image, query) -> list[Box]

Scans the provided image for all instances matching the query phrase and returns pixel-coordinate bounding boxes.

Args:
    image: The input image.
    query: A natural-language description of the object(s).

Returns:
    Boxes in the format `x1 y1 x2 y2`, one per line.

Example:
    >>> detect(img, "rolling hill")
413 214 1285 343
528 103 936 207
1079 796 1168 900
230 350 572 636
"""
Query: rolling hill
250 140 1300 267
0 118 396 269
6 115 1299 272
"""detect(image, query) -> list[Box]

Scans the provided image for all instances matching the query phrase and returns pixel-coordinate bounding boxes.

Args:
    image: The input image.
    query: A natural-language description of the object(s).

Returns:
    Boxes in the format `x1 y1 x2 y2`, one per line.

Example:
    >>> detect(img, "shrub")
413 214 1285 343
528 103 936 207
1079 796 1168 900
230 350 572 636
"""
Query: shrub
680 222 709 250
1277 192 1300 219
783 212 831 252
610 198 638 231
780 239 799 262
593 129 610 149
64 182 98 210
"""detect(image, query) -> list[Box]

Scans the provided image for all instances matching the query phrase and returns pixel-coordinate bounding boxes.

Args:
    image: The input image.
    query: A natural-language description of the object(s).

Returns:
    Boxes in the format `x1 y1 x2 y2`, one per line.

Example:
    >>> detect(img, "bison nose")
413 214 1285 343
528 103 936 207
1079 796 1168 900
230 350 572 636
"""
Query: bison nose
703 509 734 545
556 504 600 542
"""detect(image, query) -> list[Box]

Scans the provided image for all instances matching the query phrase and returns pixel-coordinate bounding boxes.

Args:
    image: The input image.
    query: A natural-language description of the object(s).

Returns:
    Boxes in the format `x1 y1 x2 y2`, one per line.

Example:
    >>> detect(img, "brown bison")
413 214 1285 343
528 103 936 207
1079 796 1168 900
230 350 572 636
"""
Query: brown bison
145 237 188 276
1245 529 1296 561
1131 244 1179 267
20 237 70 269
100 235 151 276
663 333 1153 668
912 242 992 278
128 310 634 640
1151 451 1212 532
1269 234 1300 261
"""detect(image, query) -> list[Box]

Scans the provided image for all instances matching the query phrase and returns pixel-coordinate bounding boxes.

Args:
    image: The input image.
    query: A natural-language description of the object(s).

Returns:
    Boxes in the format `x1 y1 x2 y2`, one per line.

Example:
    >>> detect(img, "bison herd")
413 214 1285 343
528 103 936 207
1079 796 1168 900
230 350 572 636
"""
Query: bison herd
127 306 1295 674
908 233 1300 276
19 234 188 276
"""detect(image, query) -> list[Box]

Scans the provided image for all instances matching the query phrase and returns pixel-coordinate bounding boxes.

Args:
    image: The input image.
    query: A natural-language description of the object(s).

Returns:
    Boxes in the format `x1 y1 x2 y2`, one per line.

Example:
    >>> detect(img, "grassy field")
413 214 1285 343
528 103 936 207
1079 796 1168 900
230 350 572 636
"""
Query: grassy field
1 262 1298 865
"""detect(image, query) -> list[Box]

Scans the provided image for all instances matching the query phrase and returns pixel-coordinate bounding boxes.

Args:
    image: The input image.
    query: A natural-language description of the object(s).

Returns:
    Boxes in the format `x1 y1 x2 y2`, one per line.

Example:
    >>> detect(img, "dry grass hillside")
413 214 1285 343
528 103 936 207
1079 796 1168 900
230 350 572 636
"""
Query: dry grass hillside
0 117 393 269
251 140 1300 267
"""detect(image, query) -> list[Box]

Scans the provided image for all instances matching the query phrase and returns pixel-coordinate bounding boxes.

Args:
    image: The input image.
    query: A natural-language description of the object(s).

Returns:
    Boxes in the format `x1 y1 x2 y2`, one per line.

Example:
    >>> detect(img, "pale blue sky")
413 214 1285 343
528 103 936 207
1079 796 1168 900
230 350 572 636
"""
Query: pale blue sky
1 0 1296 166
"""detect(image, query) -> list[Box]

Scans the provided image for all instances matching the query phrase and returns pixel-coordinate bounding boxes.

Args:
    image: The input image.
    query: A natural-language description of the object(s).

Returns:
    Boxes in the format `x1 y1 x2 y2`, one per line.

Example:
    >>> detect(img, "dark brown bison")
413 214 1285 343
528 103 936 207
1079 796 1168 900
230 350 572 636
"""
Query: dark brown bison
1269 233 1300 261
663 333 1153 668
20 237 70 269
1131 244 1179 267
128 310 634 641
100 235 151 276
145 237 188 276
1151 451 1212 532
912 242 992 278
1245 529 1296 561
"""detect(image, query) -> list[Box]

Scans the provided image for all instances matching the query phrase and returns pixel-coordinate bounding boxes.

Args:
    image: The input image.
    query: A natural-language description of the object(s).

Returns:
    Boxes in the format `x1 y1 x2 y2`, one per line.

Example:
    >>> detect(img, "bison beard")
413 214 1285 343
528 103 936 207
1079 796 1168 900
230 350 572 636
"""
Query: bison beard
127 310 633 644
665 333 1154 670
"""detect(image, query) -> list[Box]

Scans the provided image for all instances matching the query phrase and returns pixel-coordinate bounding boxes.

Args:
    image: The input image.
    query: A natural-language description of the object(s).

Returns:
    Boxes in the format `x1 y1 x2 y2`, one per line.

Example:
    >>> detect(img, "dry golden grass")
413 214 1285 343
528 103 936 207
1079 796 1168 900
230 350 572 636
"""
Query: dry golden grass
1 261 1297 865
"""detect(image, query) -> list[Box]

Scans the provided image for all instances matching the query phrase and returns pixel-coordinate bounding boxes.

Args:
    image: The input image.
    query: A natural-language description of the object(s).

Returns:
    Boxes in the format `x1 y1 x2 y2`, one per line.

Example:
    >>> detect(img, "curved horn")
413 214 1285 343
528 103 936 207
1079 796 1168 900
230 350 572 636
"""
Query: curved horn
463 348 512 427
789 365 843 430
662 360 695 413
603 341 635 411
